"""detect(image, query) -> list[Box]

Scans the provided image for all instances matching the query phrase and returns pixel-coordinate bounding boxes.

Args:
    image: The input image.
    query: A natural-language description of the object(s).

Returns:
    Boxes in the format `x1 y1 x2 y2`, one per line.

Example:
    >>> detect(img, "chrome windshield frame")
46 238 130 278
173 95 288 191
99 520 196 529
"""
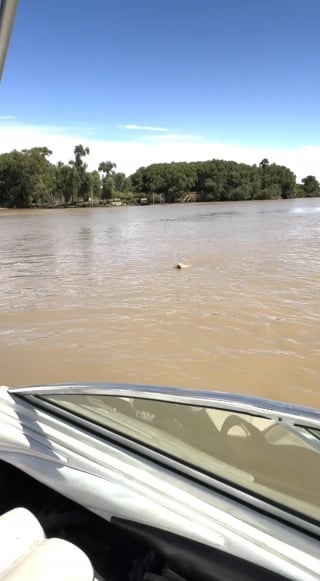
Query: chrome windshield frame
9 382 320 429
0 0 19 80
7 383 320 536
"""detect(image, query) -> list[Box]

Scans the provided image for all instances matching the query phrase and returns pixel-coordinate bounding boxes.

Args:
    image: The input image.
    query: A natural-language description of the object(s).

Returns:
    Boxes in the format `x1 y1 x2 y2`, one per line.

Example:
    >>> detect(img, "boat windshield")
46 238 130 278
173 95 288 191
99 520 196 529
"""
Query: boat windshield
39 393 320 522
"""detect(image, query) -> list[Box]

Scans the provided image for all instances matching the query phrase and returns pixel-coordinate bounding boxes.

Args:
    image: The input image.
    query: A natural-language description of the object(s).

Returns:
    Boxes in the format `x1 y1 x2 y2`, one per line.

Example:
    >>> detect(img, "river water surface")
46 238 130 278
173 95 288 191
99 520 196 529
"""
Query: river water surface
1 198 319 406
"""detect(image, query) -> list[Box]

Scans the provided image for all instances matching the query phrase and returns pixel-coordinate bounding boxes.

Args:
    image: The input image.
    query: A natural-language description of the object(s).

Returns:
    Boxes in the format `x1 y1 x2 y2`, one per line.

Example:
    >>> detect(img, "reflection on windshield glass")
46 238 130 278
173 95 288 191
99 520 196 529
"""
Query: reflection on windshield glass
308 429 320 441
41 394 320 521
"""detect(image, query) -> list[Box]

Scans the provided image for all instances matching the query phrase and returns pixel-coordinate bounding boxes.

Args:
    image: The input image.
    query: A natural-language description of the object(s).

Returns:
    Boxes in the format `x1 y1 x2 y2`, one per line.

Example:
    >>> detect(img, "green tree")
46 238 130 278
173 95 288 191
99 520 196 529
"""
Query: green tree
69 144 90 203
54 162 73 204
0 150 30 207
301 175 319 196
113 172 128 196
130 166 147 194
98 161 116 176
68 162 81 205
88 170 101 203
0 148 54 208
258 161 295 199
257 183 282 200
99 161 117 200
74 144 90 167
22 147 55 206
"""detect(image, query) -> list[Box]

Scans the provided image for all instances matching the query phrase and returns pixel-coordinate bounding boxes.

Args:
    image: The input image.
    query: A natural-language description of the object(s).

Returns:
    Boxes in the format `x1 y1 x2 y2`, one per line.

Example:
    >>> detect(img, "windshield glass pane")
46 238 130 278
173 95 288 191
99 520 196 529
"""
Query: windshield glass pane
41 394 320 521
308 428 320 441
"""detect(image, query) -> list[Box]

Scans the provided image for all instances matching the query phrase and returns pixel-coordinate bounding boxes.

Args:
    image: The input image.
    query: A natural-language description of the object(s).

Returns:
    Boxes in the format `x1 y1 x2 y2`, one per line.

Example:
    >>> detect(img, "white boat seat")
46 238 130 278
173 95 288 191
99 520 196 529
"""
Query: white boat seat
0 507 94 580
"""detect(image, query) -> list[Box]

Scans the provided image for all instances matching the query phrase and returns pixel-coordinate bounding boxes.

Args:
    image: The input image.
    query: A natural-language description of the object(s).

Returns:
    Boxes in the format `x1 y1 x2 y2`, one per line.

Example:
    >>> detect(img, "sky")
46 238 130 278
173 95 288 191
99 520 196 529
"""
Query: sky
1 0 320 180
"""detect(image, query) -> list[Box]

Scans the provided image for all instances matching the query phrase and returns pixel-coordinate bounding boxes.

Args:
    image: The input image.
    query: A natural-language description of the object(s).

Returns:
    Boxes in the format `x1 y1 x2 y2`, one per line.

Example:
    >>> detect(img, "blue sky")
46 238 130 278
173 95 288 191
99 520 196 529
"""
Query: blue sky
1 0 320 179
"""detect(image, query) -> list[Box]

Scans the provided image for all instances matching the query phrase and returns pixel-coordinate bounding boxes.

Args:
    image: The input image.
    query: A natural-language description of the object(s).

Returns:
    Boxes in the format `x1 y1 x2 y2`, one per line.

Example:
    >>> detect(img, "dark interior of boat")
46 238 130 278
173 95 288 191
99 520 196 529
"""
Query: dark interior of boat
0 460 287 581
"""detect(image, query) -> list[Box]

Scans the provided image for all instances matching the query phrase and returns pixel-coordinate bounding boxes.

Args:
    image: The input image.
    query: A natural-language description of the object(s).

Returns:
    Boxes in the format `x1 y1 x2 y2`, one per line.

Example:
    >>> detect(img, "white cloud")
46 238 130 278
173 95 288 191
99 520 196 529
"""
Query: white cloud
1 122 320 182
118 124 169 132
0 115 16 120
145 132 203 142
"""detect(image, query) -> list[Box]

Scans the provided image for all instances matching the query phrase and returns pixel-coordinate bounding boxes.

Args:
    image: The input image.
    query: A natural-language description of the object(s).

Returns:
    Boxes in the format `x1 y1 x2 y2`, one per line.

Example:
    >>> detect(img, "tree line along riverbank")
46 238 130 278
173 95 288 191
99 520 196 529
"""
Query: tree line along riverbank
0 145 319 208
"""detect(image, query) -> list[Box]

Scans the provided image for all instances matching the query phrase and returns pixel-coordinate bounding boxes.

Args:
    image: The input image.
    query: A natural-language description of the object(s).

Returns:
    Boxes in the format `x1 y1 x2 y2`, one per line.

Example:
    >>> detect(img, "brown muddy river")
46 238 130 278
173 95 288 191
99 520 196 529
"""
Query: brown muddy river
0 199 319 406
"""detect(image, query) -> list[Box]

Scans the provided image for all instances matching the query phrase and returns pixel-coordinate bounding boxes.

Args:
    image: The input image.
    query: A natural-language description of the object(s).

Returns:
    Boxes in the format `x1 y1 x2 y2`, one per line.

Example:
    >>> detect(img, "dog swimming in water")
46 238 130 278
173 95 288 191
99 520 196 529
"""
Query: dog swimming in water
175 263 191 269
